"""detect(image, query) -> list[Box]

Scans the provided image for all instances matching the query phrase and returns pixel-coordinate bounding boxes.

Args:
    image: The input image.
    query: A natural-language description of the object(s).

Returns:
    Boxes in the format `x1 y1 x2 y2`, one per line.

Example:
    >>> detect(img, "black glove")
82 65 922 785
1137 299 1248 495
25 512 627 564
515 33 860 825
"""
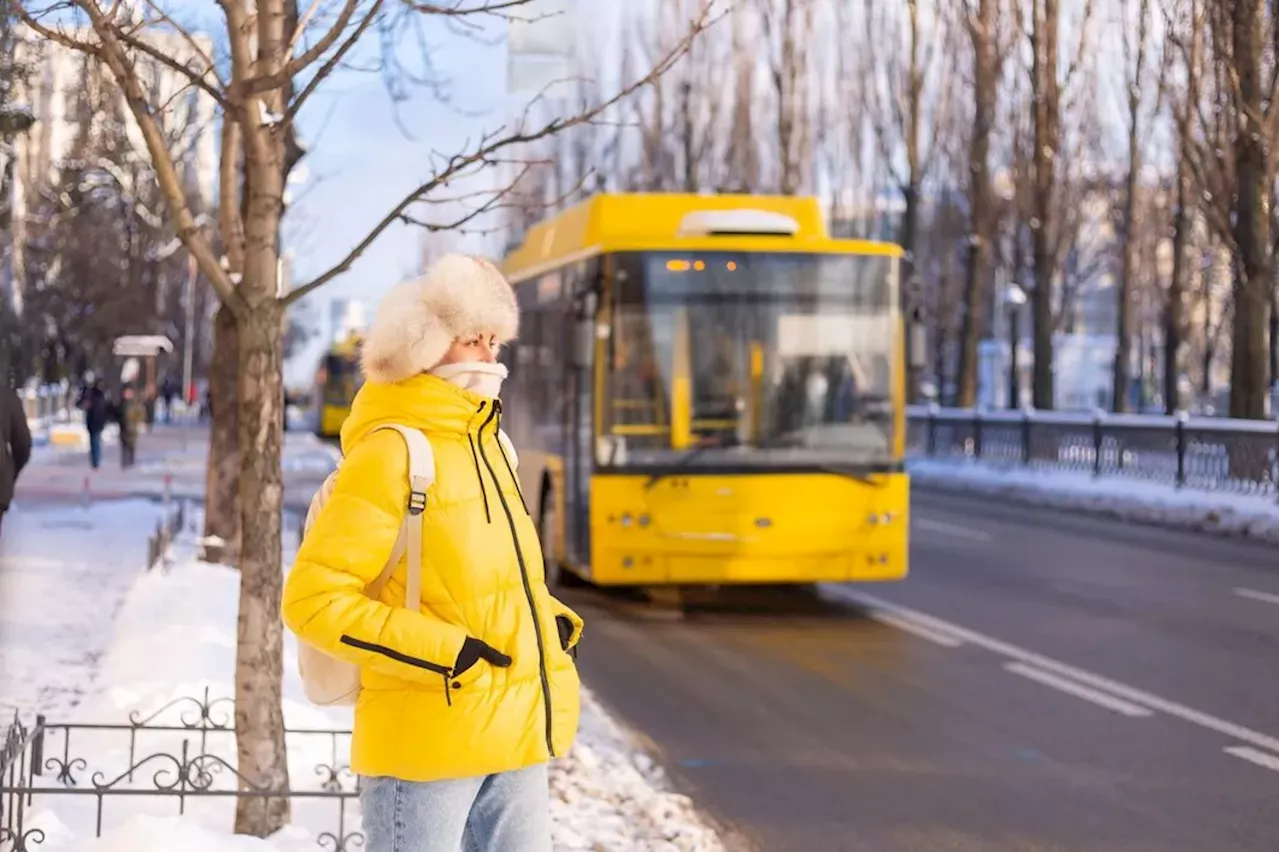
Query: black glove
454 637 512 676
556 615 578 659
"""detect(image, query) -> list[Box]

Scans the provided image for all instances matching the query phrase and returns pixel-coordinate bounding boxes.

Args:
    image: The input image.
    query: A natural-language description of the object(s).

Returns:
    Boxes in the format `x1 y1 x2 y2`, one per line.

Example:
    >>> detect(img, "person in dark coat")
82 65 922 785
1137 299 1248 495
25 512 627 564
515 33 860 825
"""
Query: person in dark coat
77 377 109 469
0 384 32 537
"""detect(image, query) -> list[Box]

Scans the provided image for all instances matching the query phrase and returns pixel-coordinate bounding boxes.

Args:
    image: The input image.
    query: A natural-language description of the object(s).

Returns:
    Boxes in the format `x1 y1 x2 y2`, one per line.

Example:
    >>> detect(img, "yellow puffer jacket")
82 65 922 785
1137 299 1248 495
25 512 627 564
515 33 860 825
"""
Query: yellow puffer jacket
282 374 582 782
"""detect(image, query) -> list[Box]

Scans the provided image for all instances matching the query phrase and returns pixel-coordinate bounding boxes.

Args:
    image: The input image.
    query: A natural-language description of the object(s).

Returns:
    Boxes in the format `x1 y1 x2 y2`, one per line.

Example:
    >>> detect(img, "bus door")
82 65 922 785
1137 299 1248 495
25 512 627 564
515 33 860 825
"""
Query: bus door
564 277 598 566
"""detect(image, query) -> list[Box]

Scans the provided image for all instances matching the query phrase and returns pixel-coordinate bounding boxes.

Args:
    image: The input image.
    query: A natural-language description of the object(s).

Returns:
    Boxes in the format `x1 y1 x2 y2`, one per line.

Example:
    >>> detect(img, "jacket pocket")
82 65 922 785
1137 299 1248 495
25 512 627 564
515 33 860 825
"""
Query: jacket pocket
555 615 578 659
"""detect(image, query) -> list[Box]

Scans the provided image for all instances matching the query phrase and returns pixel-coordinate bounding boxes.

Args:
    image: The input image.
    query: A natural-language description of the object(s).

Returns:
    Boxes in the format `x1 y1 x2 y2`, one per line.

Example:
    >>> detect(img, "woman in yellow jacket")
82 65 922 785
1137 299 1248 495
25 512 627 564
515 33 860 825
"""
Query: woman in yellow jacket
283 254 583 852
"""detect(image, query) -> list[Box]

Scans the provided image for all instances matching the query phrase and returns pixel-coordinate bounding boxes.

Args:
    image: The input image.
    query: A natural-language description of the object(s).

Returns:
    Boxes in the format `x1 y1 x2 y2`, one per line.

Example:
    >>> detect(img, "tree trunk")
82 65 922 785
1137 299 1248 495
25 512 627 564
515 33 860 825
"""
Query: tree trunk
203 306 240 563
1029 0 1060 410
232 298 291 835
901 185 921 404
1164 149 1190 414
1226 0 1272 420
900 0 923 404
233 56 291 829
955 0 998 409
1112 134 1139 413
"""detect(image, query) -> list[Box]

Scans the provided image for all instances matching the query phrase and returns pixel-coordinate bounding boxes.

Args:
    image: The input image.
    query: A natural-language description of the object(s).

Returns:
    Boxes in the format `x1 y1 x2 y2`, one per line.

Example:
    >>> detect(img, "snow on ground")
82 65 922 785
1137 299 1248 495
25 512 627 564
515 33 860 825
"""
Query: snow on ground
19 530 725 851
910 458 1280 542
0 498 168 719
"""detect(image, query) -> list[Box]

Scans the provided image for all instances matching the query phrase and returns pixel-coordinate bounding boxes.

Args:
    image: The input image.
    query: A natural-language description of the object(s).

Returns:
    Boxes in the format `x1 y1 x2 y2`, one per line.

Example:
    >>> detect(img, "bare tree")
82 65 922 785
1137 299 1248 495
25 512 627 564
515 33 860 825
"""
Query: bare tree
1111 0 1166 411
757 0 815 194
13 0 719 836
954 0 1005 408
722 2 760 192
863 0 944 403
1211 0 1277 419
1024 0 1094 409
1170 0 1278 418
1161 0 1203 413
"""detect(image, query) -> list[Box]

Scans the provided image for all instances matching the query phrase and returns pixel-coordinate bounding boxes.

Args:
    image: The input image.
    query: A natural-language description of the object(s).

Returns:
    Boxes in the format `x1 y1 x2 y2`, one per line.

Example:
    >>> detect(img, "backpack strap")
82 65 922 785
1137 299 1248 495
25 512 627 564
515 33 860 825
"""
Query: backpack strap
497 428 518 470
368 425 434 612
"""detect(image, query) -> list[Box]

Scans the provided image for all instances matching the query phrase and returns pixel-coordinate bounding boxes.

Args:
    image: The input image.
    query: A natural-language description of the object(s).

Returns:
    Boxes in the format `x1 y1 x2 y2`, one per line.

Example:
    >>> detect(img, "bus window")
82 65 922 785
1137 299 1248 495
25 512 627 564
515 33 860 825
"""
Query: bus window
322 354 361 407
602 251 896 469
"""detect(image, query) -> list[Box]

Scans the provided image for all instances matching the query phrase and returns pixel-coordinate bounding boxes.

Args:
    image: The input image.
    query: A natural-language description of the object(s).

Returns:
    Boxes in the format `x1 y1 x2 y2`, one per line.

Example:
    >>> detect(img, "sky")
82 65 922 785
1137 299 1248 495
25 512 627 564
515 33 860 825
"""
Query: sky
269 0 625 385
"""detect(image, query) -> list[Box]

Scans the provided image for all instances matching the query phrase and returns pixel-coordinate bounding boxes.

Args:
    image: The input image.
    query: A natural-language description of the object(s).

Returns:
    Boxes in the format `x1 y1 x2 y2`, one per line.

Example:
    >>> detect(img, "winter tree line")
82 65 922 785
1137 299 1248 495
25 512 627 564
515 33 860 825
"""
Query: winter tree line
503 0 1277 419
0 12 318 391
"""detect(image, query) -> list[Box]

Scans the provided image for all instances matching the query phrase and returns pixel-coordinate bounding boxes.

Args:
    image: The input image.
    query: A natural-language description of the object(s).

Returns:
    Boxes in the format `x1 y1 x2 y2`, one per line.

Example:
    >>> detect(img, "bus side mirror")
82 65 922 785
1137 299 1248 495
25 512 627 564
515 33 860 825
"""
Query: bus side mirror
908 318 928 370
570 318 595 369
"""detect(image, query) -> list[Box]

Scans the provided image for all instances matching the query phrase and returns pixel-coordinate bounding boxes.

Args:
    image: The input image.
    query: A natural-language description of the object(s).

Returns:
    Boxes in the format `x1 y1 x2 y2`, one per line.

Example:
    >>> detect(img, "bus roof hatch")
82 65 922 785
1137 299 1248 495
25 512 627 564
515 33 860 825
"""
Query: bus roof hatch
675 209 801 238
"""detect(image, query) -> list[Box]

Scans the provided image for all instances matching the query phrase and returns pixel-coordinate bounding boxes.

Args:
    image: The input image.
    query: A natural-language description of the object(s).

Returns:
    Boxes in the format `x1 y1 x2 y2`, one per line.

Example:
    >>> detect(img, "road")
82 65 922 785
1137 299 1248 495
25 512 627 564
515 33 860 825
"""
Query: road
567 489 1279 852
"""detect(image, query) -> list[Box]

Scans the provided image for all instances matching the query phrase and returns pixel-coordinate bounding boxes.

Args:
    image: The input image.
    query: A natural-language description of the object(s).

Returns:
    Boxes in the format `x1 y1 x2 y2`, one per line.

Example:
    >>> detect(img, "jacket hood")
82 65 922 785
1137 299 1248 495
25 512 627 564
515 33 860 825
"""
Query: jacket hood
361 254 519 385
340 373 490 453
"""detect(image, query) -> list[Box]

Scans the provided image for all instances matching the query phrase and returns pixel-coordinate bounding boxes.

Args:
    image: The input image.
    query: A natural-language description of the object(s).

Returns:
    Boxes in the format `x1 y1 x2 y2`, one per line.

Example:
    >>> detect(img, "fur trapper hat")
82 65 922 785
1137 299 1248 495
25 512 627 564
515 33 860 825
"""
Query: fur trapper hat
361 253 518 384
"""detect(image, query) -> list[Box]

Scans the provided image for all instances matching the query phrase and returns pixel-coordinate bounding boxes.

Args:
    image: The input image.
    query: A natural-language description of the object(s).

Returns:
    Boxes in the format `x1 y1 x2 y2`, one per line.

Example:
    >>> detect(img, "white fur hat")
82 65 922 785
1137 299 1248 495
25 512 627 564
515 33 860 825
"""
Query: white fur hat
361 253 519 384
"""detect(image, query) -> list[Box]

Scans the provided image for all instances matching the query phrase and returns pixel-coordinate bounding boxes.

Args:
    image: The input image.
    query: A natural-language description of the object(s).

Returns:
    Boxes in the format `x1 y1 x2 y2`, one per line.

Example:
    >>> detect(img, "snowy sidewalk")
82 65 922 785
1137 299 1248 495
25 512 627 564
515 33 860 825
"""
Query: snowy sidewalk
0 498 170 719
910 458 1280 542
12 526 724 851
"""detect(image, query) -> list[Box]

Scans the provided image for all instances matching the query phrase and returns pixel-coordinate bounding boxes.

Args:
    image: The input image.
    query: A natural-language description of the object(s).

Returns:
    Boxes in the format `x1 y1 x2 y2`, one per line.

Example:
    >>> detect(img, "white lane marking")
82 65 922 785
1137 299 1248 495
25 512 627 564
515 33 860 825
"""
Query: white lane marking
872 612 965 647
1224 746 1280 771
1233 587 1280 605
1004 662 1153 717
831 587 1280 753
914 518 993 542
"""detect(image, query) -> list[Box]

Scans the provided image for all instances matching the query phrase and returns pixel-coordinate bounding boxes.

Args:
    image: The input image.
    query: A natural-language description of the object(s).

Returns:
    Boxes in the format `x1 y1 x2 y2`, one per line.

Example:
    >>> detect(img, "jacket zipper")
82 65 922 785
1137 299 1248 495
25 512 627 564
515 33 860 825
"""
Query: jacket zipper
474 400 556 757
339 634 454 705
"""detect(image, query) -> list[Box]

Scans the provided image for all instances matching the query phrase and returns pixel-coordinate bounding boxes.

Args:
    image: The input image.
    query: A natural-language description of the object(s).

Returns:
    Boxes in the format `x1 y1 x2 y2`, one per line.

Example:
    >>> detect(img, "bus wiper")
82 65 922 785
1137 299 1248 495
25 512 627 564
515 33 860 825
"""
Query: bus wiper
644 440 726 490
816 464 891 487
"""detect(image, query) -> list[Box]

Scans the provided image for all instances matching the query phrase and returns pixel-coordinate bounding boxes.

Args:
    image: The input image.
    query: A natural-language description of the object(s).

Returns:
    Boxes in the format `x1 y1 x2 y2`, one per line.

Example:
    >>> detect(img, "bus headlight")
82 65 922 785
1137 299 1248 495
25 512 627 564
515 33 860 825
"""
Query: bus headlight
620 513 633 527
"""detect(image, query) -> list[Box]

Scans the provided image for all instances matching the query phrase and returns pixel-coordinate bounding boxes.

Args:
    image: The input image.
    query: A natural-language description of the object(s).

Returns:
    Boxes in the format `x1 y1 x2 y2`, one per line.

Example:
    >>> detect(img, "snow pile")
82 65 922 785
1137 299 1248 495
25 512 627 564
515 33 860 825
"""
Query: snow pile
910 458 1280 541
83 816 313 852
550 700 723 852
20 537 724 851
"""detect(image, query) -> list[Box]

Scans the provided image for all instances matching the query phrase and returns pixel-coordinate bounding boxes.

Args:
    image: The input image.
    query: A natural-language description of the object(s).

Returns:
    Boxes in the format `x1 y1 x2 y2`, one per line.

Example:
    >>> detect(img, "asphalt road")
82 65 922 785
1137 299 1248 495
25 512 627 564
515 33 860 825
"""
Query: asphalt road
567 489 1279 852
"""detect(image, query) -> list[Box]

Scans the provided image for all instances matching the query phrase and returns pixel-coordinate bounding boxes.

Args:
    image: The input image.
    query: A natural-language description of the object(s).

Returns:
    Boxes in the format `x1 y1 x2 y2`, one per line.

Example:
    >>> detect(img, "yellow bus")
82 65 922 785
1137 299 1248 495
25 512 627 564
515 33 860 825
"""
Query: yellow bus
313 333 364 440
499 193 912 589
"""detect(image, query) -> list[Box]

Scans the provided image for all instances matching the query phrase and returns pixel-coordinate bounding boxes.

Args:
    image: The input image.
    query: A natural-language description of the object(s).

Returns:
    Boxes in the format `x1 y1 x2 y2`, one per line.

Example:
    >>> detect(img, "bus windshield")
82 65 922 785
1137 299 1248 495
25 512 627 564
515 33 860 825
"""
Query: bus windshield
601 251 898 469
320 352 362 407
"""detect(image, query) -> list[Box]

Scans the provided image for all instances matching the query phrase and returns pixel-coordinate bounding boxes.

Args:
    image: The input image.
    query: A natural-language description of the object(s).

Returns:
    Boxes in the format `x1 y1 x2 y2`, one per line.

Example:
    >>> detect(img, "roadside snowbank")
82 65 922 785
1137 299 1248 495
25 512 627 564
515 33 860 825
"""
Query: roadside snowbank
910 458 1279 542
22 541 724 851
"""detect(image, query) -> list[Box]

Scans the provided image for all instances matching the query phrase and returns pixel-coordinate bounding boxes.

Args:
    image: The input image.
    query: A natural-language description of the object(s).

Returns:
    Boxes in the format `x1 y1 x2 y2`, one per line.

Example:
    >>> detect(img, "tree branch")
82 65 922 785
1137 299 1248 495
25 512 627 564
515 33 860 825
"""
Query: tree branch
241 0 360 95
113 27 230 109
282 0 385 124
10 7 101 55
62 0 241 308
284 0 722 305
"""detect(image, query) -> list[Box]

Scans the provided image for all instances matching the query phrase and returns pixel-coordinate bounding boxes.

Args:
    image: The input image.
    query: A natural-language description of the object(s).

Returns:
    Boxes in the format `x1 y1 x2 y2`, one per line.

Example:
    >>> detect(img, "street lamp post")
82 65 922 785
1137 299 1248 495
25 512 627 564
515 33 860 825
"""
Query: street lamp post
1004 283 1027 410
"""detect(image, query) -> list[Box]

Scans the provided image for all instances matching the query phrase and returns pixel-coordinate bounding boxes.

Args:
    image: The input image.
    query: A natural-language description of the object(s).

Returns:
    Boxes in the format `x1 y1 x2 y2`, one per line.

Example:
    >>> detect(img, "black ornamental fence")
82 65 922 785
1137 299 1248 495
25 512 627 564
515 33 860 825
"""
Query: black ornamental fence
0 689 361 851
907 406 1279 497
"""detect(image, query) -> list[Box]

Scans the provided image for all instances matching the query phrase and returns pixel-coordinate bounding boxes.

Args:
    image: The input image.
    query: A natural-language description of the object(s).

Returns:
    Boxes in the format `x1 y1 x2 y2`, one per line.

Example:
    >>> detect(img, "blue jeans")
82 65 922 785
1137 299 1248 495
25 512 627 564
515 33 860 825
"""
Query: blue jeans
359 764 551 852
88 430 102 469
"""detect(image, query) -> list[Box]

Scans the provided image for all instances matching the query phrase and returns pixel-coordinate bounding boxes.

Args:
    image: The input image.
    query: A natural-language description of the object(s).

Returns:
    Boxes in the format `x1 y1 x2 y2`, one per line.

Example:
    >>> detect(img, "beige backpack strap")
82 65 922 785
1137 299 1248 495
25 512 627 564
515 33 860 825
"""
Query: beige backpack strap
370 425 434 612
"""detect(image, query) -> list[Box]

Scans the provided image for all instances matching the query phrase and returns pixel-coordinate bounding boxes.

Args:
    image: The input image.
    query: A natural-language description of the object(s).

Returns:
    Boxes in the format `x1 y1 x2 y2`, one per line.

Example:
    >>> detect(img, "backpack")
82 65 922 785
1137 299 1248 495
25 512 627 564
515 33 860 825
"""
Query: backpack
293 423 520 707
295 424 434 706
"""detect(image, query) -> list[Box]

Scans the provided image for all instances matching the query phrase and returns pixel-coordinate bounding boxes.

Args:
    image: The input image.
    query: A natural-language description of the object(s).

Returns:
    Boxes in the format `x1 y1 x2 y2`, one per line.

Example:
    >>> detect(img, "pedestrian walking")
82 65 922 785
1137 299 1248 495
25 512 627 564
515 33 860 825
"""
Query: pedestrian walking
118 386 140 469
0 383 32 537
283 254 583 852
76 375 109 470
